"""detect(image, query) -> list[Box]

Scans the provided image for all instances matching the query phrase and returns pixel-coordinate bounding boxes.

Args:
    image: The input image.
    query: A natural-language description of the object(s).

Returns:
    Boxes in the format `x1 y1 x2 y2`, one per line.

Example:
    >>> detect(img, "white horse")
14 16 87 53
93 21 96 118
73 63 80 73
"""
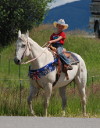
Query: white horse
14 30 87 117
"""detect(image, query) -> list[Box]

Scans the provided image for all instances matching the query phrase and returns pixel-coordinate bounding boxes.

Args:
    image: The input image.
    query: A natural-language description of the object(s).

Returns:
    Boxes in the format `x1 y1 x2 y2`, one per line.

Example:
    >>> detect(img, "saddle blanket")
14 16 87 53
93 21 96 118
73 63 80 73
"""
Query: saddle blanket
28 59 58 80
67 51 79 65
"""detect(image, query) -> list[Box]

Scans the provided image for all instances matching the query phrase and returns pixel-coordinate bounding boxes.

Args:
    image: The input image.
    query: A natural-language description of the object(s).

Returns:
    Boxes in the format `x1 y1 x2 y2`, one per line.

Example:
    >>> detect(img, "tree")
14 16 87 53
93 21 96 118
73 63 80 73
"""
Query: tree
0 0 53 46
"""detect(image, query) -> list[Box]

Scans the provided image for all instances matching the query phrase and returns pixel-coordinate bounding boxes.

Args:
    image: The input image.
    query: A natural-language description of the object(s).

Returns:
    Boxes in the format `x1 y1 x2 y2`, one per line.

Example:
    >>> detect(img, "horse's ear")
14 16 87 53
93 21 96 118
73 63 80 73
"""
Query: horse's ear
18 30 21 38
26 30 29 37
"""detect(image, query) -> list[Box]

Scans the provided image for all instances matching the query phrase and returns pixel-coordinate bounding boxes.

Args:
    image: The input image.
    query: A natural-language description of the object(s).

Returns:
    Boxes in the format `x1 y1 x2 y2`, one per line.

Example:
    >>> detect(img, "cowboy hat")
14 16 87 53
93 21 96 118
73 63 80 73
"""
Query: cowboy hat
53 19 68 30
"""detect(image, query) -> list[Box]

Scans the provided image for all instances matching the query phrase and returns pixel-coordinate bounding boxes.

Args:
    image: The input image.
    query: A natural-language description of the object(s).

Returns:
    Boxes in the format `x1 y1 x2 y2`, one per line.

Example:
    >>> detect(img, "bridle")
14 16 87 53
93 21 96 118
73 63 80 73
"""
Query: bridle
21 38 31 60
15 37 30 61
16 37 51 65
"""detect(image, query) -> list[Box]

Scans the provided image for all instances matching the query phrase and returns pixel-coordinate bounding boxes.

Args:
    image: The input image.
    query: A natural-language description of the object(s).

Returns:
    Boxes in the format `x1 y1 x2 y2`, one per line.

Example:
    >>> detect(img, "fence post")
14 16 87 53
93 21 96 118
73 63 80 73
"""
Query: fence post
19 79 22 104
8 59 11 74
19 65 22 104
0 54 1 66
19 65 21 79
74 81 76 95
92 76 94 93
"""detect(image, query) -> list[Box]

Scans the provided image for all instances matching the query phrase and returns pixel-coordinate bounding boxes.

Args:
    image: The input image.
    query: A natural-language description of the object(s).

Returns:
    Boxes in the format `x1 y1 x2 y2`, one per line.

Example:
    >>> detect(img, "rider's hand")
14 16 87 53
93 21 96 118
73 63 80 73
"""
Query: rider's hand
48 40 53 44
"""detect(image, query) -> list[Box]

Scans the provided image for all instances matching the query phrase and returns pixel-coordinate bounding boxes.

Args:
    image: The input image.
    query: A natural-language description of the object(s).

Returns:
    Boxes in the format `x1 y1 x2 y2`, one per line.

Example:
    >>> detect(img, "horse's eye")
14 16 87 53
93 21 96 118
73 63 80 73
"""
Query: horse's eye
21 44 26 48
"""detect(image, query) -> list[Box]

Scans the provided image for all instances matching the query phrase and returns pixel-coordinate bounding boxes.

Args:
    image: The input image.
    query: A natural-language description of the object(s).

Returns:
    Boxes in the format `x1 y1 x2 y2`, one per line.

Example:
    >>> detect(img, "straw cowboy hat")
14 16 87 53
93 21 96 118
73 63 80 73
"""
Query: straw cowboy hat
53 19 68 30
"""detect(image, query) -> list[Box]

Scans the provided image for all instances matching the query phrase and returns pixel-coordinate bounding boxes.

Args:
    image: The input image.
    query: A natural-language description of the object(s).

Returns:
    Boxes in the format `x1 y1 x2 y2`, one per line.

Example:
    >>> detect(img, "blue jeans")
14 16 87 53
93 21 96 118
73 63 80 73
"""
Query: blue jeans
52 43 70 65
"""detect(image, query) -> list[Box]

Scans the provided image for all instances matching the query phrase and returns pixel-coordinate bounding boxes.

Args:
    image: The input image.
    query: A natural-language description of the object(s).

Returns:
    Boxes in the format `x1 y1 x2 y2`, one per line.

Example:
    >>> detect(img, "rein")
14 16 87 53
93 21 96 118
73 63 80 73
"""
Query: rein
21 42 51 64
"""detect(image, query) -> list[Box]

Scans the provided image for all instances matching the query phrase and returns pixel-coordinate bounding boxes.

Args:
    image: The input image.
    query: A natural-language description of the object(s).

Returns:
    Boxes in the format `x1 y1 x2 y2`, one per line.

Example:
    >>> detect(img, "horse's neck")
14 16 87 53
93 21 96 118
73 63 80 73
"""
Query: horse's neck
28 38 53 69
29 37 43 57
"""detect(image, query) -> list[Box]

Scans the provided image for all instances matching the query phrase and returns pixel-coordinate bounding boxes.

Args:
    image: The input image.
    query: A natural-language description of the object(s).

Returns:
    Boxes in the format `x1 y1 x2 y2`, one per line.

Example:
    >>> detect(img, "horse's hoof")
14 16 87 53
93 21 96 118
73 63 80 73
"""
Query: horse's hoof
31 111 36 116
31 114 37 117
44 115 48 117
48 114 52 117
61 110 66 117
83 113 88 117
33 115 37 117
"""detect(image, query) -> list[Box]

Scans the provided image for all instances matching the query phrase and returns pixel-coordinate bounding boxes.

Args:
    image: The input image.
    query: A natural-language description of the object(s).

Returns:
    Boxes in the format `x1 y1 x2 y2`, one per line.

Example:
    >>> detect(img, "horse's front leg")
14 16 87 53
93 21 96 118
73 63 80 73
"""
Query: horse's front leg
27 85 39 116
59 86 67 116
44 83 52 117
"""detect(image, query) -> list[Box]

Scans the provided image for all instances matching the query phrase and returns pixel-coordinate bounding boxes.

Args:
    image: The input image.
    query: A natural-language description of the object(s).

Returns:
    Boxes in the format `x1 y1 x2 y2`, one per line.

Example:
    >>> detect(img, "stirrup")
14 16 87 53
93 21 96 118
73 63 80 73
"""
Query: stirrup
64 64 73 70
67 65 73 70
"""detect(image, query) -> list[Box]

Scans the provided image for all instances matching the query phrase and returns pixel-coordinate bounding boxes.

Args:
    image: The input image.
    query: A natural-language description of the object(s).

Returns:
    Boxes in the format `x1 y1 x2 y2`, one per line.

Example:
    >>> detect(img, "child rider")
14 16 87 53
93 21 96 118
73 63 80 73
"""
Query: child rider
48 19 73 70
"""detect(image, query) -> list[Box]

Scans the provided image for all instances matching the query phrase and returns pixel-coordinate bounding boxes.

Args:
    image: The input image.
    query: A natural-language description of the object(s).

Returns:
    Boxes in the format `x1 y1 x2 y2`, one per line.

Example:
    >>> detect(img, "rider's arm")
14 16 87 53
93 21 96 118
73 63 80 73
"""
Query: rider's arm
48 36 63 44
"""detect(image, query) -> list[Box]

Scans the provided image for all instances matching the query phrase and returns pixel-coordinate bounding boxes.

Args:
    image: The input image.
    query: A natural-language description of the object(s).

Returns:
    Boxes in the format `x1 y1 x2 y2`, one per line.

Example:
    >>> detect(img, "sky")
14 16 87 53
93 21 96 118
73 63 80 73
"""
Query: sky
49 0 80 9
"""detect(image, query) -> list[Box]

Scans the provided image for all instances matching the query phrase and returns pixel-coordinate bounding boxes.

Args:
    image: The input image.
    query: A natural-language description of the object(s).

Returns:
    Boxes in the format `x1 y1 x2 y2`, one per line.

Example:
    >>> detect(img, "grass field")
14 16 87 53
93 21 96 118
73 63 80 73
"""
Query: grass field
0 25 100 117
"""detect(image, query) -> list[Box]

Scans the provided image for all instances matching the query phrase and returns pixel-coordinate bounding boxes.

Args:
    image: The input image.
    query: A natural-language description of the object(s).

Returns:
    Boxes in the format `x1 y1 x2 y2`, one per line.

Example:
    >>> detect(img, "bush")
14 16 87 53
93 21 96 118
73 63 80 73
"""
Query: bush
0 0 53 46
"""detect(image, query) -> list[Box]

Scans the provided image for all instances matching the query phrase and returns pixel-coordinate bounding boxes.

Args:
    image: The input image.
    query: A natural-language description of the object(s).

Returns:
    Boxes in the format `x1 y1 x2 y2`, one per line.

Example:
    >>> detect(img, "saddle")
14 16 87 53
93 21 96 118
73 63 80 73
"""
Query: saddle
49 45 79 81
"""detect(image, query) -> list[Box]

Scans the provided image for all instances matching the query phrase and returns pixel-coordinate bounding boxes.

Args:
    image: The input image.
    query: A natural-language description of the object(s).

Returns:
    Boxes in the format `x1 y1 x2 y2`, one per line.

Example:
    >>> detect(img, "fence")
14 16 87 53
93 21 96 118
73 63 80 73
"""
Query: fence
0 54 100 116
0 54 99 84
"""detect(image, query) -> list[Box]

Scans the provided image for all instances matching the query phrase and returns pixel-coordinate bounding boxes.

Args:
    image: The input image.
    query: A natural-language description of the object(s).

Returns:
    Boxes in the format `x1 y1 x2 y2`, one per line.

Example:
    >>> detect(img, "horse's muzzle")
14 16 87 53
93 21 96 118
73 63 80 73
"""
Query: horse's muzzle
14 57 21 65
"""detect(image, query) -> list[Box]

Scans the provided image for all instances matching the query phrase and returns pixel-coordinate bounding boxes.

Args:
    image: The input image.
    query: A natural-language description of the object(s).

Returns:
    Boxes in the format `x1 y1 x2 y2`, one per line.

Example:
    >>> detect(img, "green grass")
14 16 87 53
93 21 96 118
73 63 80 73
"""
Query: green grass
0 24 100 117
0 81 100 117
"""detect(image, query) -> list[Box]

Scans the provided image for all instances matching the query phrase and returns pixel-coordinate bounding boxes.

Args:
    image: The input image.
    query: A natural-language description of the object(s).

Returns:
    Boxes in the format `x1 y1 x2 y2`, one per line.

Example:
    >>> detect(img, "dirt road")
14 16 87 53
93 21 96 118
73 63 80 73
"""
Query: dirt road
0 116 99 128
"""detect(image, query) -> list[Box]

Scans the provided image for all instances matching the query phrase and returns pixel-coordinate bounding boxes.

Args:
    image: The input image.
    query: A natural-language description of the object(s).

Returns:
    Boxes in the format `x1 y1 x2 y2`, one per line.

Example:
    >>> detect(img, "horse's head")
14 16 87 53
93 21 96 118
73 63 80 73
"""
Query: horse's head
14 30 31 65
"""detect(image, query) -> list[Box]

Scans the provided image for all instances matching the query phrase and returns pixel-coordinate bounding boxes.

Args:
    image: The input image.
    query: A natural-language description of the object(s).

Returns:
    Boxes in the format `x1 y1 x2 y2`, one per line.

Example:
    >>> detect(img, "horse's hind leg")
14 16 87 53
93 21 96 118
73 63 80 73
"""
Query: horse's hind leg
59 86 67 116
27 85 39 116
75 70 87 116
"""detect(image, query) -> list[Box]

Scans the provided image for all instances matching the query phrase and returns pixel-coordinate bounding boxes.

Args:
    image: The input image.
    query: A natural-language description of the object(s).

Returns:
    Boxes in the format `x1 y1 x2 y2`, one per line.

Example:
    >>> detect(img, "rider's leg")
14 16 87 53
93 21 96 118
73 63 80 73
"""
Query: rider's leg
57 46 73 70
57 46 70 64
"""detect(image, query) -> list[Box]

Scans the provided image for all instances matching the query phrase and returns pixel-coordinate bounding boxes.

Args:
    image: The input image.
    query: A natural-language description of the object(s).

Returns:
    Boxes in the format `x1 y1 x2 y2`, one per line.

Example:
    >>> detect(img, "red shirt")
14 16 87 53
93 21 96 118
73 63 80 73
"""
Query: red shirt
50 31 66 45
